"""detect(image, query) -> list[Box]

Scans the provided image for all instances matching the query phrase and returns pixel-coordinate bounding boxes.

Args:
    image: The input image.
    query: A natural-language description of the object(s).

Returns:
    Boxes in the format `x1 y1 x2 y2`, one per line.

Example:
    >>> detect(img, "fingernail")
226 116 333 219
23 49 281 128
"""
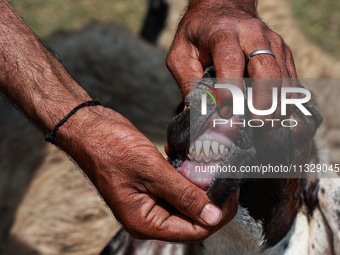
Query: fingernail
200 203 222 226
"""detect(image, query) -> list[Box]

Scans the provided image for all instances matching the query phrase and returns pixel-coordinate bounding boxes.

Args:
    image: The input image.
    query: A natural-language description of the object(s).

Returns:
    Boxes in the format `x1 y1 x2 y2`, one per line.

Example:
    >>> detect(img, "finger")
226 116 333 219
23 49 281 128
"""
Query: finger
267 31 291 78
130 197 211 242
149 159 223 226
284 47 300 117
111 139 224 228
244 27 282 79
143 154 237 228
285 46 297 79
242 33 283 120
247 54 281 121
267 36 299 118
156 190 239 242
167 39 204 100
213 44 246 78
211 38 246 106
130 189 239 242
269 34 296 117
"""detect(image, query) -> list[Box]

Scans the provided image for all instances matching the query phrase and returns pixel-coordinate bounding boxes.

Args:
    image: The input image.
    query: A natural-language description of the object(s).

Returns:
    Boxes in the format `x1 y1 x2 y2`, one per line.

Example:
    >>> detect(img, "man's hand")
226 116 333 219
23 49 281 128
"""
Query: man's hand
57 106 239 241
0 0 238 242
167 0 298 120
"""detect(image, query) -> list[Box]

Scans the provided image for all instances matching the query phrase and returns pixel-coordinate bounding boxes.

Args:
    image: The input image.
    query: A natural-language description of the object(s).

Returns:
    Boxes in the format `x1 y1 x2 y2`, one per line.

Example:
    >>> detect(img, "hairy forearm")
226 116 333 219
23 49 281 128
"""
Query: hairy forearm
0 0 92 135
188 0 257 15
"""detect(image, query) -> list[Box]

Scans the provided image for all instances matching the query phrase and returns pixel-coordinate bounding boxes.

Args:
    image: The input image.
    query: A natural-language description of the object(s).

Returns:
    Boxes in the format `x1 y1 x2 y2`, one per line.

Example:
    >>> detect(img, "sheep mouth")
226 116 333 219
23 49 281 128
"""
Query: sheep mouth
169 110 247 191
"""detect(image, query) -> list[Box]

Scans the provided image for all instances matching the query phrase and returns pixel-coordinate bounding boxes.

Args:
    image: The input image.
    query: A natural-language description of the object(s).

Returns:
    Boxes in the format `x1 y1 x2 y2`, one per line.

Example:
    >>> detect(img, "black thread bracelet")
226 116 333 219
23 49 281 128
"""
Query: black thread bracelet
45 100 101 144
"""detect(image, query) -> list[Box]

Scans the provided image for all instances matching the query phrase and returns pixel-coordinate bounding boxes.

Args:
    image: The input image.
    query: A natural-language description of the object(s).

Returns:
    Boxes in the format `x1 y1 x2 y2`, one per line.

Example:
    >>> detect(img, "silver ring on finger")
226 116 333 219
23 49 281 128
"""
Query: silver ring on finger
247 49 276 63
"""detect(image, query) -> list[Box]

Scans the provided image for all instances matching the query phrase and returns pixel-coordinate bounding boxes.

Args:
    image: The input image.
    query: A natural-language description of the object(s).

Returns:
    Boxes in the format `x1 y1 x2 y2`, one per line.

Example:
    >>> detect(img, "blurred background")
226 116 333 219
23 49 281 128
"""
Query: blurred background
1 1 340 255
9 0 340 59
292 0 340 59
11 0 148 37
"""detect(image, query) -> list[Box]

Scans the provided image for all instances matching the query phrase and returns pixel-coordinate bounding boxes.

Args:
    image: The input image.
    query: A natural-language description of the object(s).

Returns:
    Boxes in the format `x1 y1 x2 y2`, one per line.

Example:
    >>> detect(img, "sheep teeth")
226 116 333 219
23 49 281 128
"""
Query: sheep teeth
211 141 219 157
195 140 202 158
189 140 233 161
189 145 194 157
203 140 211 160
219 144 225 155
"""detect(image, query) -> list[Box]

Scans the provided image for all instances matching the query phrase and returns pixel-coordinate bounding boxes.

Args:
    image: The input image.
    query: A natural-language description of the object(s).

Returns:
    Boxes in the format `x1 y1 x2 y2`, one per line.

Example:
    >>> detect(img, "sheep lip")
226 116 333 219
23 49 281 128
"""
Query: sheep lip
176 158 220 191
170 111 244 190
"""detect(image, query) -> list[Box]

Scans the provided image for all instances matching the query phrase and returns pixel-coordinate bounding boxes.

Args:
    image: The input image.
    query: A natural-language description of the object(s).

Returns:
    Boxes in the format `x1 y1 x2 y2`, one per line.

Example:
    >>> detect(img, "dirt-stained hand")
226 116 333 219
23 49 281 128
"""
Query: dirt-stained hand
167 0 298 120
59 106 238 242
0 0 239 243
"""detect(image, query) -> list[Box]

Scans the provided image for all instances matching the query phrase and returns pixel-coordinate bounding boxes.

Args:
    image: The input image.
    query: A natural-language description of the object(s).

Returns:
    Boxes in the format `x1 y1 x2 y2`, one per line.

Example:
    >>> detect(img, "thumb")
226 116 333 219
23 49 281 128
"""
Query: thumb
150 158 223 227
166 39 204 100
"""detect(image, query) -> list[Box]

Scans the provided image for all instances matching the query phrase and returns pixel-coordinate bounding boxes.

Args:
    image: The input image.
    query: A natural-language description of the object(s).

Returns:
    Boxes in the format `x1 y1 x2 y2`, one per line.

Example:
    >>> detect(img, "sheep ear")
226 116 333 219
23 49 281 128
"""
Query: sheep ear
100 228 202 255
